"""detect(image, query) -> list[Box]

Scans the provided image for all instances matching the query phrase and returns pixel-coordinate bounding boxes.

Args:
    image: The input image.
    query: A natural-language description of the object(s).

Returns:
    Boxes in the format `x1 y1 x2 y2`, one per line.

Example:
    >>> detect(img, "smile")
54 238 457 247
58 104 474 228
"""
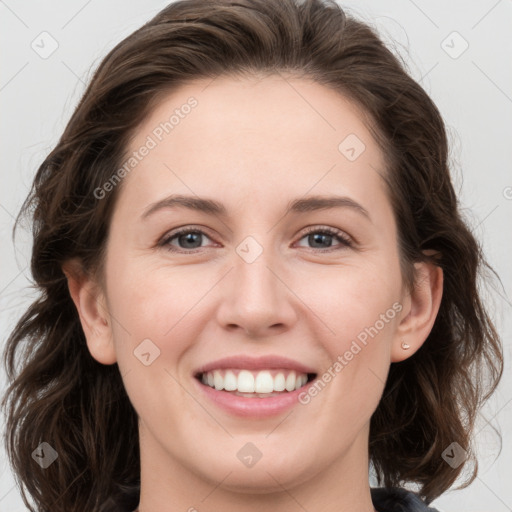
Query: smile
192 354 319 416
197 369 316 397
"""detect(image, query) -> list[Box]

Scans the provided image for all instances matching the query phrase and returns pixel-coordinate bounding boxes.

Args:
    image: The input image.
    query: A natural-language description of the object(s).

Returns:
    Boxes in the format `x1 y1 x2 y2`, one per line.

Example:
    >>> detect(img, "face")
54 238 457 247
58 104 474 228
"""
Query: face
86 74 417 497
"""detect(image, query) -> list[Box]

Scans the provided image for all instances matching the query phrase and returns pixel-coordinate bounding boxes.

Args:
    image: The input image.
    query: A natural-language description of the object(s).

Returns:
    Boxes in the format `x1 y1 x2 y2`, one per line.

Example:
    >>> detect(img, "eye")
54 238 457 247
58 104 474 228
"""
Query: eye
296 226 353 251
158 225 353 253
159 227 216 252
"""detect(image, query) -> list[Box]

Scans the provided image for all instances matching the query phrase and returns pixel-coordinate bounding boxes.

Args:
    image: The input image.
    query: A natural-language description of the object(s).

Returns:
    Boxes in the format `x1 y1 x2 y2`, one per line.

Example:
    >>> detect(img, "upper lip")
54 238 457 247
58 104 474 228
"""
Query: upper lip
194 355 317 376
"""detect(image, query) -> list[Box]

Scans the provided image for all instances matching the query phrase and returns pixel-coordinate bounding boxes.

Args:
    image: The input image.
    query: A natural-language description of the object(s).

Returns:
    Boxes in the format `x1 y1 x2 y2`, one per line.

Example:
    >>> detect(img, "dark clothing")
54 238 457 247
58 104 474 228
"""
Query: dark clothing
372 487 440 512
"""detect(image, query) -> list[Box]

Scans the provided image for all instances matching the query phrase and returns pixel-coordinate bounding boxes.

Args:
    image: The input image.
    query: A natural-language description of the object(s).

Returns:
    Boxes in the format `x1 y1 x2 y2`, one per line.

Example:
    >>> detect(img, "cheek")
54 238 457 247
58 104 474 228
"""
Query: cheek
106 269 202 423
106 254 207 337
104 261 208 402
308 264 401 341
303 263 401 399
302 272 400 424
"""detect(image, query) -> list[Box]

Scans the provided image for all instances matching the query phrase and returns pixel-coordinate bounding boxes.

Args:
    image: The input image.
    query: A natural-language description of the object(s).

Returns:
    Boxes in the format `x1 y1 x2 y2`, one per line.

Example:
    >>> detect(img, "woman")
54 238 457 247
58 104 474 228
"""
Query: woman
2 1 503 511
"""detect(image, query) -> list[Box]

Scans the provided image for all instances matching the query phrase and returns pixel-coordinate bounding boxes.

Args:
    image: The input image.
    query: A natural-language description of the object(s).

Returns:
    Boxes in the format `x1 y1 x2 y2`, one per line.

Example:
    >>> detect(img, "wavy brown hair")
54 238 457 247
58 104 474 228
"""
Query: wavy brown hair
2 0 503 510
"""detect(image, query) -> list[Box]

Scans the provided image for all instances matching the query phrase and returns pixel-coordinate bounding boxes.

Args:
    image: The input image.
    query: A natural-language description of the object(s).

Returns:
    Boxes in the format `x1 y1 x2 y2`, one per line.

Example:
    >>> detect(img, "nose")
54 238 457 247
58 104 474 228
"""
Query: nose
215 246 298 338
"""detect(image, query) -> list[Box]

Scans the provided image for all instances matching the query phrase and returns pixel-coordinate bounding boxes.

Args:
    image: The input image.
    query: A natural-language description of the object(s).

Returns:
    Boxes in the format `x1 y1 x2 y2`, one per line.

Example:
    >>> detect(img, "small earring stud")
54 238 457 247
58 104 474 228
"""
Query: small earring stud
401 341 410 350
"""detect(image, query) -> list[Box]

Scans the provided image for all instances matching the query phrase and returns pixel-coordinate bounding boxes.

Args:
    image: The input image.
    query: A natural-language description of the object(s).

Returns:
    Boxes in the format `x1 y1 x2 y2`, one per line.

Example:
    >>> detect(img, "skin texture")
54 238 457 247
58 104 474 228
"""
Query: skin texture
65 74 443 512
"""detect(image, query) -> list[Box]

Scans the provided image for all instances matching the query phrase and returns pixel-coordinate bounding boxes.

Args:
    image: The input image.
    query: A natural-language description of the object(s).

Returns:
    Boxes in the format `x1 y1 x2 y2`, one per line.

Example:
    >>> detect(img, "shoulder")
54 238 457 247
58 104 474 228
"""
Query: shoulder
371 487 442 512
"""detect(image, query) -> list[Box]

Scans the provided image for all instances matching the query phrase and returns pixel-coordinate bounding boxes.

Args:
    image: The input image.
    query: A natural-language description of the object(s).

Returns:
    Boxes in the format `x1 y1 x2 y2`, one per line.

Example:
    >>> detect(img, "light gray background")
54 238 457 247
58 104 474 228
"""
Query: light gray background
1 1 511 510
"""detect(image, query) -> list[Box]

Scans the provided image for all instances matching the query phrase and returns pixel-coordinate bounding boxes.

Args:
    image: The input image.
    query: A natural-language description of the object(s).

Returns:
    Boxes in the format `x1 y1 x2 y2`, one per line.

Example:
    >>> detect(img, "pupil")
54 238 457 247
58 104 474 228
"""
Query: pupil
310 233 331 248
181 232 201 248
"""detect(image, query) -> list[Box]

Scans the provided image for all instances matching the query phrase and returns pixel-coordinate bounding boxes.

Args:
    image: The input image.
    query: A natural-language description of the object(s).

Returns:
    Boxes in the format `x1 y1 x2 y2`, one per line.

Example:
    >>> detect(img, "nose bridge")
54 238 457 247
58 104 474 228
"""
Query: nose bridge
236 243 279 302
217 234 297 336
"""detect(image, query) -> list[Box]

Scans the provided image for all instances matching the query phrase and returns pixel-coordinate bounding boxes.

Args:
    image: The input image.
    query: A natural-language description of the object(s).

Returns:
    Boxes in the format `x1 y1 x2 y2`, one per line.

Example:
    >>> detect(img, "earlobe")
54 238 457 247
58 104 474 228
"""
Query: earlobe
391 259 443 363
62 260 117 365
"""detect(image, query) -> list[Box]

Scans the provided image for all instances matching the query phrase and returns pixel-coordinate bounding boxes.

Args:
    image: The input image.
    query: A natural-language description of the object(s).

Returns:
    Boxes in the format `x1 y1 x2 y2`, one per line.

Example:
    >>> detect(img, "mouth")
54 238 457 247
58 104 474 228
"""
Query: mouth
194 369 317 398
192 355 319 417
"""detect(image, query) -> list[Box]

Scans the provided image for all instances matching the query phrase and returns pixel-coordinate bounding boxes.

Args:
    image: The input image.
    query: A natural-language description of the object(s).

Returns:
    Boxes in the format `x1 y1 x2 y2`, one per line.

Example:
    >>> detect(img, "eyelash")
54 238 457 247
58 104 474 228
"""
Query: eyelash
158 225 354 253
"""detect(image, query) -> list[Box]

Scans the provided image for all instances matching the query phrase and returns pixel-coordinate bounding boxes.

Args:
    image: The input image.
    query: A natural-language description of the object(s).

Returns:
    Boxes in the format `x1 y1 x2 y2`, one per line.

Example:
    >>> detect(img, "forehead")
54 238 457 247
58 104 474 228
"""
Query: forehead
117 74 388 217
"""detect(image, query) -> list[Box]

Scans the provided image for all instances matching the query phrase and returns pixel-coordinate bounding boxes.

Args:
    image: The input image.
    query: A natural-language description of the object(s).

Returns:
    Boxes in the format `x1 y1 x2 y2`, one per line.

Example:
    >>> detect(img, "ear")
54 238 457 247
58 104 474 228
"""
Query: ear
62 259 117 365
391 257 443 363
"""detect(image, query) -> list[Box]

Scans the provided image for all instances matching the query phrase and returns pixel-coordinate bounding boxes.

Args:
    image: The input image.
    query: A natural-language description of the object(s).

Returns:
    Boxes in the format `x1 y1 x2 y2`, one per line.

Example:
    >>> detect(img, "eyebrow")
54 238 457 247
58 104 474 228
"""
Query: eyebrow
141 194 371 221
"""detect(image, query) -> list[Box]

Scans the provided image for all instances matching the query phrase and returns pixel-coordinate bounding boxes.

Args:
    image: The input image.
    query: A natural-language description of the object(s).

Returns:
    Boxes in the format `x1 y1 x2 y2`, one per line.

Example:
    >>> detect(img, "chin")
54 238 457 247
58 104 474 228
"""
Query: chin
190 447 317 493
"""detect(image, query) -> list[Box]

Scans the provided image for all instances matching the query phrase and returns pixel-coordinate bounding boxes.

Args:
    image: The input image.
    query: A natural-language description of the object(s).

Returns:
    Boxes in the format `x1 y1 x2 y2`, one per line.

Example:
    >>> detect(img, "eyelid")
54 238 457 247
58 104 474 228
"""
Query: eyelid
157 225 218 249
158 224 355 252
296 225 354 249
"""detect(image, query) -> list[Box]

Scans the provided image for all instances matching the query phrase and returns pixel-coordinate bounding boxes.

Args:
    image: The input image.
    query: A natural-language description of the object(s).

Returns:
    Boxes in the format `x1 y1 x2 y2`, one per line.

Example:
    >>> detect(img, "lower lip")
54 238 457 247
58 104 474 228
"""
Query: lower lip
194 378 316 418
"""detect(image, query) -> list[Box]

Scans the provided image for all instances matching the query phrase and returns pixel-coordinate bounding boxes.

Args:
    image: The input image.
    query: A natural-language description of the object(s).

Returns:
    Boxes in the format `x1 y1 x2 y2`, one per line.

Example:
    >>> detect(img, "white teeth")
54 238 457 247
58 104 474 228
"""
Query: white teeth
274 373 286 392
237 370 255 392
296 374 307 390
213 370 223 391
255 371 273 393
223 370 237 391
285 371 296 392
199 368 310 394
